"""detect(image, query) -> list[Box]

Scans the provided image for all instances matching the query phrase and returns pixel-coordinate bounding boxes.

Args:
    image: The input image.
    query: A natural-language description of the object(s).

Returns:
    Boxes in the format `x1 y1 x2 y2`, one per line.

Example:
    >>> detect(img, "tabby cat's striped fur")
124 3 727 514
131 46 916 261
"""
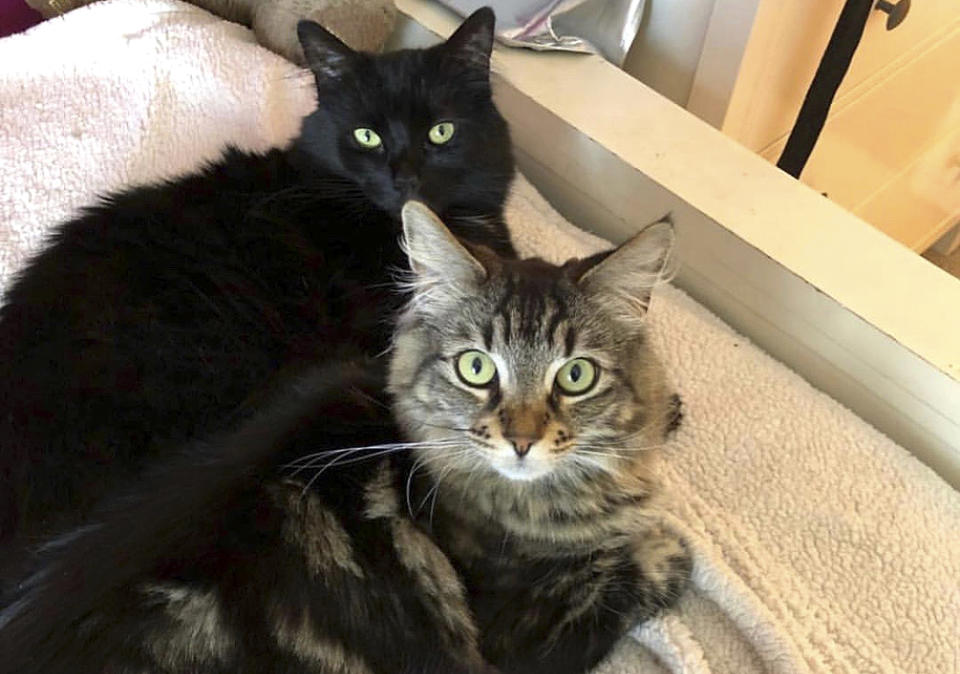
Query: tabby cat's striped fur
389 203 690 673
0 204 689 674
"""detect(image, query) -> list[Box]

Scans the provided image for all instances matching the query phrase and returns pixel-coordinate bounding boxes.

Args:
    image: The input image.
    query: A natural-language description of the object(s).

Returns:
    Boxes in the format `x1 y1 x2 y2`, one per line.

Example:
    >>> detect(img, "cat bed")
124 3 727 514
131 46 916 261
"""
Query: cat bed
1 2 957 672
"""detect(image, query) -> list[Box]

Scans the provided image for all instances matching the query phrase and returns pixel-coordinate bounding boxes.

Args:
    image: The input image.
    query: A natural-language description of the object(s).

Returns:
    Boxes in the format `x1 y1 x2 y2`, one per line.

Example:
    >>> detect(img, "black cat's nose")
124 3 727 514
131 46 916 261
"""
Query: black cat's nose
507 437 535 458
391 160 420 193
395 175 420 194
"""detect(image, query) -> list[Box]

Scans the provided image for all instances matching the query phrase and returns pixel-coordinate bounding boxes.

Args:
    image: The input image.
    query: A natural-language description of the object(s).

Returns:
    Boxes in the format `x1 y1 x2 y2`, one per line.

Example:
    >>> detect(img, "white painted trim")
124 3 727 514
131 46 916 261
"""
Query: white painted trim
394 0 960 487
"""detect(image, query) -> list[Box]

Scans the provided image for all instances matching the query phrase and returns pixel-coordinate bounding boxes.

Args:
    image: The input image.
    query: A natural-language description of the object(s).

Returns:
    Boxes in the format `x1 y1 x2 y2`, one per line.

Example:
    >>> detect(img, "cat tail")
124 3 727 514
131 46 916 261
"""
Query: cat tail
0 360 393 672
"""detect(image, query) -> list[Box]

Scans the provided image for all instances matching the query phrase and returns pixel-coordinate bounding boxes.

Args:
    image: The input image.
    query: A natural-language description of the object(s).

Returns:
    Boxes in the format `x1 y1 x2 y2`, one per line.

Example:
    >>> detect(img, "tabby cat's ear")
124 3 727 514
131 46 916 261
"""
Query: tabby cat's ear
576 219 675 323
297 20 356 81
401 201 487 313
442 7 496 71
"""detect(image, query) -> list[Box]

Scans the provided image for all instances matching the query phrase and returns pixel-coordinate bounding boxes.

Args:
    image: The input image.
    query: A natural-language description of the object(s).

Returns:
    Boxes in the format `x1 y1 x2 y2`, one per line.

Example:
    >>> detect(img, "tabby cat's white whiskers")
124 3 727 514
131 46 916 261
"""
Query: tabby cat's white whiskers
298 448 406 496
296 441 462 497
414 461 458 522
455 459 487 512
429 461 464 528
578 428 655 445
569 452 614 474
406 455 431 519
414 420 475 434
574 442 662 453
284 439 461 473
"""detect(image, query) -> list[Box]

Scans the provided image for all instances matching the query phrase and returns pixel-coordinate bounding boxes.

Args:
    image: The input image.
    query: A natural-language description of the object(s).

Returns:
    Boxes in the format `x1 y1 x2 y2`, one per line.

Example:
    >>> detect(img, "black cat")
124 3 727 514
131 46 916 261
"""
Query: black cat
0 8 514 559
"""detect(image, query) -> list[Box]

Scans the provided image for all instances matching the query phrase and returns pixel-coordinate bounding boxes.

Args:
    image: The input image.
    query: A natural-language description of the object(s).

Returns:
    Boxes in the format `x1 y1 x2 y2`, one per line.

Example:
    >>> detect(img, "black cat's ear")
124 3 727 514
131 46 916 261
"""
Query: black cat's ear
576 218 675 324
401 201 487 313
442 7 496 70
297 20 356 81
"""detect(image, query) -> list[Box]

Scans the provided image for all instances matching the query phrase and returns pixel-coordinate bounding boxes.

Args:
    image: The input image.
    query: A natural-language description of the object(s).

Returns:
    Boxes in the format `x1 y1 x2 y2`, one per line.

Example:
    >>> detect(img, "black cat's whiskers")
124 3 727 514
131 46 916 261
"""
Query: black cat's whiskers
249 178 367 211
344 386 392 412
277 175 365 196
445 214 513 247
181 278 230 322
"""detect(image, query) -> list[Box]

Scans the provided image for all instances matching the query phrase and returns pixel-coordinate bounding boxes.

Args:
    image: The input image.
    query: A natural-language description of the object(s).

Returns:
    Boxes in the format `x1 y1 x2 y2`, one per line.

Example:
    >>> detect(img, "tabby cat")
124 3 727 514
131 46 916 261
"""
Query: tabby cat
0 8 513 556
391 202 690 673
0 203 690 674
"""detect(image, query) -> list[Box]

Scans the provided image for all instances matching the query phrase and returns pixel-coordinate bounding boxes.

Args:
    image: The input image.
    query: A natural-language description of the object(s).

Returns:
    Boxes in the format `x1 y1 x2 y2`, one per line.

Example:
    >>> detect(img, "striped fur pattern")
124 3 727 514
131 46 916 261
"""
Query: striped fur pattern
1 204 688 674
388 203 691 673
0 365 495 674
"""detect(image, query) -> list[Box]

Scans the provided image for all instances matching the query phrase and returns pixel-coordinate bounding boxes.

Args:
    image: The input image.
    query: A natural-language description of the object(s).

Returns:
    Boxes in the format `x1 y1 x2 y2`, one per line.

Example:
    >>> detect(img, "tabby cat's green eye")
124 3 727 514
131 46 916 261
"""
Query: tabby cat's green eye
555 358 597 395
428 122 456 145
456 350 497 387
353 127 382 149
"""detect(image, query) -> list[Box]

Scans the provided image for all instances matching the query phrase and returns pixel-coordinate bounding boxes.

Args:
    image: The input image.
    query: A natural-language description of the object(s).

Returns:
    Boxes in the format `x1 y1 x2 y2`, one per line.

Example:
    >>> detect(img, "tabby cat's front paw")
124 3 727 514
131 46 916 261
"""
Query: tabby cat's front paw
665 393 683 436
631 526 692 613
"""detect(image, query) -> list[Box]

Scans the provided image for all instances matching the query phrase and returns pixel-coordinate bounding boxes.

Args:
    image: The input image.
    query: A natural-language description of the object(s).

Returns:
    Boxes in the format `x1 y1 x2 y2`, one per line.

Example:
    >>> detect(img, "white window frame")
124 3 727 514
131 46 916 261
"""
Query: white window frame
393 0 960 488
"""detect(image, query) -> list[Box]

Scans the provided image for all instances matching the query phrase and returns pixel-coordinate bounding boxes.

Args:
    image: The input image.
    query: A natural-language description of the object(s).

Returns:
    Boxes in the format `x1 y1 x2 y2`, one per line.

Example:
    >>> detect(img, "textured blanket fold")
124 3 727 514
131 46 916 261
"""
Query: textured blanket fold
1 2 957 672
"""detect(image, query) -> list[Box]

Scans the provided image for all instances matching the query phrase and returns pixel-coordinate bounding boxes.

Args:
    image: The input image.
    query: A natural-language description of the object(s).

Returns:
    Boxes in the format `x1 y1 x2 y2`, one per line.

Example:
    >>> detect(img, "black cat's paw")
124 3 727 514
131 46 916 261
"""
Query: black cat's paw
665 393 683 437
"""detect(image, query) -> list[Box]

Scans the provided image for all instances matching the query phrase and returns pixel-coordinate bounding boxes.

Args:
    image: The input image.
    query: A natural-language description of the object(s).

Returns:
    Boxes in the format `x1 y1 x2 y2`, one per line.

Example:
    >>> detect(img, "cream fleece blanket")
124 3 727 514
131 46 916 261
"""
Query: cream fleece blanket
1 2 958 672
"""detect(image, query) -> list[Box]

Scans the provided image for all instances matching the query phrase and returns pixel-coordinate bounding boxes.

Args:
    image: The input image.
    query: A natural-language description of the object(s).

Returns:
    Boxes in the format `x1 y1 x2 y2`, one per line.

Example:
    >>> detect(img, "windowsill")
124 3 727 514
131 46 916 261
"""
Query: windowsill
393 0 960 487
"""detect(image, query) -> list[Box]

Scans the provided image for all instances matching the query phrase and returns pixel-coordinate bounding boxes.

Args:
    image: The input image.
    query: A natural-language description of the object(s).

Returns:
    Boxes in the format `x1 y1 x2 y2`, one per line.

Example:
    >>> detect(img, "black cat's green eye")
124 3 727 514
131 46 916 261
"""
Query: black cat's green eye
555 358 597 395
428 122 455 145
456 350 497 387
353 127 382 149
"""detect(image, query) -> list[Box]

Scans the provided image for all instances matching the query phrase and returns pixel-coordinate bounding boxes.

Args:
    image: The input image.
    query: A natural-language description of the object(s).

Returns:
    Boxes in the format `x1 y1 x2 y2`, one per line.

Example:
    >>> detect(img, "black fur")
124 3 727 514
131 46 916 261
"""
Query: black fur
0 364 496 673
0 8 513 557
0 197 692 674
0 363 383 671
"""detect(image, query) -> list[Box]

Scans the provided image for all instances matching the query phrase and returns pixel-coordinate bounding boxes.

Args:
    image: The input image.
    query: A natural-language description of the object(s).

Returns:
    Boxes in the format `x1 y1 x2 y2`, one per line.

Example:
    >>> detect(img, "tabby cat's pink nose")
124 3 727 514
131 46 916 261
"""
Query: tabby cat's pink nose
507 437 535 458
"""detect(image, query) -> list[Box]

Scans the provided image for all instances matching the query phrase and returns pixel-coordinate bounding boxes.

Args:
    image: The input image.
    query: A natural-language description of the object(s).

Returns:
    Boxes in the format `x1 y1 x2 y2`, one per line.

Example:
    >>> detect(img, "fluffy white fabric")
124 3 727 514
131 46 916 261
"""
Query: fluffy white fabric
1 2 957 672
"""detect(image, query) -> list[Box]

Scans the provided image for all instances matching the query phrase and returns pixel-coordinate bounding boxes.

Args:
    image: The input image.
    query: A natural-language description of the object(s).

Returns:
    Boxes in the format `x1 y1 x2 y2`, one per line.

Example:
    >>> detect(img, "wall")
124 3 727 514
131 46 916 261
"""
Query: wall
722 0 960 252
621 0 717 107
